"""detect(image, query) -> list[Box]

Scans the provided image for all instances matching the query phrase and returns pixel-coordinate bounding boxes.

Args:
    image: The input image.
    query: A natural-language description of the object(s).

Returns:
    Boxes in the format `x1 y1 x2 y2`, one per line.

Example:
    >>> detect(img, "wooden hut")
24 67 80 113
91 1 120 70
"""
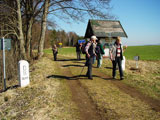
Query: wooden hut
84 19 128 46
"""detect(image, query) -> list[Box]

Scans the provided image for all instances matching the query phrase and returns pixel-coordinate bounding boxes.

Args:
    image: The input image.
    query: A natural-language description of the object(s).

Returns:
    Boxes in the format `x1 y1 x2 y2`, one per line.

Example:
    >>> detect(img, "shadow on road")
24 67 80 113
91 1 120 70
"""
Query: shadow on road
46 74 104 80
56 58 85 62
105 67 113 69
62 64 84 67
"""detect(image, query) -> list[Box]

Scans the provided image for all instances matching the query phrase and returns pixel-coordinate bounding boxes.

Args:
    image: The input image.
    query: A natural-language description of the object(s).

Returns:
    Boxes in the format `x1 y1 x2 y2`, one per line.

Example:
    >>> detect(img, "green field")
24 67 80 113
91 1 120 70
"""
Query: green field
124 45 160 60
44 47 76 55
44 45 160 61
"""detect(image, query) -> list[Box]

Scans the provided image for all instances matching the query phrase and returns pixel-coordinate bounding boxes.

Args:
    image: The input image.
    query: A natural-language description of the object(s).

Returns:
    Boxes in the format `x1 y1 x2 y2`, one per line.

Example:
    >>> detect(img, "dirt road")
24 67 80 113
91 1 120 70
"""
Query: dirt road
55 55 160 120
0 55 160 120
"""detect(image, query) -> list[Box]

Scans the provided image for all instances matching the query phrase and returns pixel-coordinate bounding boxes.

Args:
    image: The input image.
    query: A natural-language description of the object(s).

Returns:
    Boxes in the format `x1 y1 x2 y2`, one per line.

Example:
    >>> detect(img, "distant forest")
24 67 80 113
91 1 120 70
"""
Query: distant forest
43 28 84 49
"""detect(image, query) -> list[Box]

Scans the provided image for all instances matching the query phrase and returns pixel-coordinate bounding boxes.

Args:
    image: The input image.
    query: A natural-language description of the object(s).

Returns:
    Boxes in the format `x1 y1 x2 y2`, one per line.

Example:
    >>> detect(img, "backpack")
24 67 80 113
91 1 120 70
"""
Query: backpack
95 45 101 55
81 41 89 54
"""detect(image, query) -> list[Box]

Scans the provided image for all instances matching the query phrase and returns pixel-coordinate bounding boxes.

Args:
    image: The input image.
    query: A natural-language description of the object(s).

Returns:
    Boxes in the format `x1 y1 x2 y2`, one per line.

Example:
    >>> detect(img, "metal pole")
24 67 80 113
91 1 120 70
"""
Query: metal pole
136 61 138 68
80 65 85 76
2 37 6 91
109 33 111 43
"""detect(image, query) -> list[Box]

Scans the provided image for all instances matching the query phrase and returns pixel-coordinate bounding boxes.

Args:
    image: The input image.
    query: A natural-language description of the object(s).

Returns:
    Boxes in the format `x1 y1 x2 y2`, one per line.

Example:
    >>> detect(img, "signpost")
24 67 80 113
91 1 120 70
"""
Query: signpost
78 39 85 44
134 56 140 68
0 37 11 91
0 38 11 50
59 42 62 48
1 37 30 89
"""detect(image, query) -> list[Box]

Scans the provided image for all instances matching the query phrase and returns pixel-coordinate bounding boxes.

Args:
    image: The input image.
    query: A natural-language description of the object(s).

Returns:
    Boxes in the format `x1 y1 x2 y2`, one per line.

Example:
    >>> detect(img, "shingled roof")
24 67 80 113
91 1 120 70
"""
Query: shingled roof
84 19 128 38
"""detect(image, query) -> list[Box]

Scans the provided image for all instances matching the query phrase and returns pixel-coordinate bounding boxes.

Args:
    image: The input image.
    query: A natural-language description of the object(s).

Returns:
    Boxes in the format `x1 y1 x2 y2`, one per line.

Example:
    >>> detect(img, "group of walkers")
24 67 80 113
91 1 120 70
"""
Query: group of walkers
52 35 126 80
76 35 126 80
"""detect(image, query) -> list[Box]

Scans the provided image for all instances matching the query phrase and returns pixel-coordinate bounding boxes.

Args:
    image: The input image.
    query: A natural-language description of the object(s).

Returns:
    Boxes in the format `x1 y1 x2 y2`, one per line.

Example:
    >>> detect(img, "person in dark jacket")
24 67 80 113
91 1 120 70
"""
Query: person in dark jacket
96 40 105 68
52 44 58 61
75 42 82 60
85 35 97 80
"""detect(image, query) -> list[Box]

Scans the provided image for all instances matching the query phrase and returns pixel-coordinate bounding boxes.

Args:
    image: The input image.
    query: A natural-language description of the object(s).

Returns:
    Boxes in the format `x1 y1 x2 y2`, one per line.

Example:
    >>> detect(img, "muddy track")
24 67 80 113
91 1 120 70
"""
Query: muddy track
57 60 104 120
93 68 160 112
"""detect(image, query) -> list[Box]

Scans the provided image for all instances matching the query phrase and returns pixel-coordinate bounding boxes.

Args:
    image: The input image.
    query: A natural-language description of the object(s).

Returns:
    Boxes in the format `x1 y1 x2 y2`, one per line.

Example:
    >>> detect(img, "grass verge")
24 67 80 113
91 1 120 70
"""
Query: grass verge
0 56 79 120
66 58 160 120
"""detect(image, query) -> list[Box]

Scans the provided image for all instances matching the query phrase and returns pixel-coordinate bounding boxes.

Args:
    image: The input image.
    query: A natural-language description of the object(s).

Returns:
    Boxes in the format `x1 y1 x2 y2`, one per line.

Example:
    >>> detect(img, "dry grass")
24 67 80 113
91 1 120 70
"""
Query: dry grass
0 50 19 90
125 60 160 99
80 79 160 120
68 58 160 120
100 58 160 100
1 52 160 120
0 56 79 120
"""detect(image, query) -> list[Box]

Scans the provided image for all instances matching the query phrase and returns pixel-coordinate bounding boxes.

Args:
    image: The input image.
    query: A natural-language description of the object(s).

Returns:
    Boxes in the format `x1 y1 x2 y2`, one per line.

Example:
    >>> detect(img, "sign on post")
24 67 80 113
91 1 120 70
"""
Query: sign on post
59 42 62 47
78 39 85 44
134 56 139 61
0 38 11 50
18 60 30 87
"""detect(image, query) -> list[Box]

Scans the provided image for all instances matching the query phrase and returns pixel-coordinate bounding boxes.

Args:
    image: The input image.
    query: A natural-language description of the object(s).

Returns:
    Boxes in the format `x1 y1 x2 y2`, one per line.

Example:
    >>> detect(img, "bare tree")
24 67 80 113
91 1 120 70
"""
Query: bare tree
0 0 26 59
23 0 34 59
16 0 26 59
1 0 113 59
22 0 44 59
37 0 113 58
38 0 50 58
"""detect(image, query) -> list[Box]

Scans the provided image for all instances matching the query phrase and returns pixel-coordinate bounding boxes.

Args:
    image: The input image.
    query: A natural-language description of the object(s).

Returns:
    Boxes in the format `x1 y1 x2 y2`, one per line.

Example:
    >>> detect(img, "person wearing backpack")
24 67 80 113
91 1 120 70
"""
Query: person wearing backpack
85 35 97 80
96 40 105 68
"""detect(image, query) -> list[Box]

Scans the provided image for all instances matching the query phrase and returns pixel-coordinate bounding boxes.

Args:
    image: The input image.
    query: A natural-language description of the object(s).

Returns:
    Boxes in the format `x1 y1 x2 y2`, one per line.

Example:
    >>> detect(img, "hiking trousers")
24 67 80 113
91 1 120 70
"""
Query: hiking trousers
76 51 81 60
53 53 57 61
112 57 123 78
86 56 94 78
97 55 103 68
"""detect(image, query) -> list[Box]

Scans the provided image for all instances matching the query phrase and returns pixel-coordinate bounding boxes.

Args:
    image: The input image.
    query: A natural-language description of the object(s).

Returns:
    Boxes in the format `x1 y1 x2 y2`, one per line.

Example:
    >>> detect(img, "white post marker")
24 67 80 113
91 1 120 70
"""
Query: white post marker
134 56 139 68
122 56 126 71
18 60 30 87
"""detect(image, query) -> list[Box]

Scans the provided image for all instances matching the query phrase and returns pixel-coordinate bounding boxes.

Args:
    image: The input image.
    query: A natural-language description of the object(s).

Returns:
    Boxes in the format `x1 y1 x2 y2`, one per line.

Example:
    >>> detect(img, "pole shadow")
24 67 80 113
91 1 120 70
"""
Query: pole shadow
105 67 113 69
0 85 19 93
56 59 79 62
73 61 86 64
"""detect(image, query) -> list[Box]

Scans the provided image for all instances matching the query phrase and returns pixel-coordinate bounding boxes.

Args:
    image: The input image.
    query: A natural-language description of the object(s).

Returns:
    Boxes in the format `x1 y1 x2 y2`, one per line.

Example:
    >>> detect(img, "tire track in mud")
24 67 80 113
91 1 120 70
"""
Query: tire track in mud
56 59 104 120
93 68 160 112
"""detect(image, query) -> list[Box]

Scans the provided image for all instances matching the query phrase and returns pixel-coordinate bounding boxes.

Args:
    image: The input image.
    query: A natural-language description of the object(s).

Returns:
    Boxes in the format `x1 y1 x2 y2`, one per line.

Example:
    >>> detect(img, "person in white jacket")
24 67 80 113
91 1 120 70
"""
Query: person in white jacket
110 36 127 80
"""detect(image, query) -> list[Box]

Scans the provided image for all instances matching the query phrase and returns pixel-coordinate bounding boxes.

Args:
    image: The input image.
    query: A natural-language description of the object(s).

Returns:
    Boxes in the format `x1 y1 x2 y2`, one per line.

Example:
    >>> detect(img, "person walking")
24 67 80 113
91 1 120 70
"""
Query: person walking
85 35 97 80
52 44 58 61
110 36 125 80
75 42 82 60
96 39 105 68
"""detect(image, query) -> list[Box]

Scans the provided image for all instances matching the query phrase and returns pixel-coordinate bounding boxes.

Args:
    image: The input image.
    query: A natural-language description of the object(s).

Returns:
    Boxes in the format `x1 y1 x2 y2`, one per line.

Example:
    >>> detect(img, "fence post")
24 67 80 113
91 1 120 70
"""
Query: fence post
2 37 6 91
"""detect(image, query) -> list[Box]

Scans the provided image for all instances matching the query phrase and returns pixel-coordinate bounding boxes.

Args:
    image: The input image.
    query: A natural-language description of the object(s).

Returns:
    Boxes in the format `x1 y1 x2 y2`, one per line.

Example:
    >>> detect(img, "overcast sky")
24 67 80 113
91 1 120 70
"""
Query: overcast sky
51 0 160 46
